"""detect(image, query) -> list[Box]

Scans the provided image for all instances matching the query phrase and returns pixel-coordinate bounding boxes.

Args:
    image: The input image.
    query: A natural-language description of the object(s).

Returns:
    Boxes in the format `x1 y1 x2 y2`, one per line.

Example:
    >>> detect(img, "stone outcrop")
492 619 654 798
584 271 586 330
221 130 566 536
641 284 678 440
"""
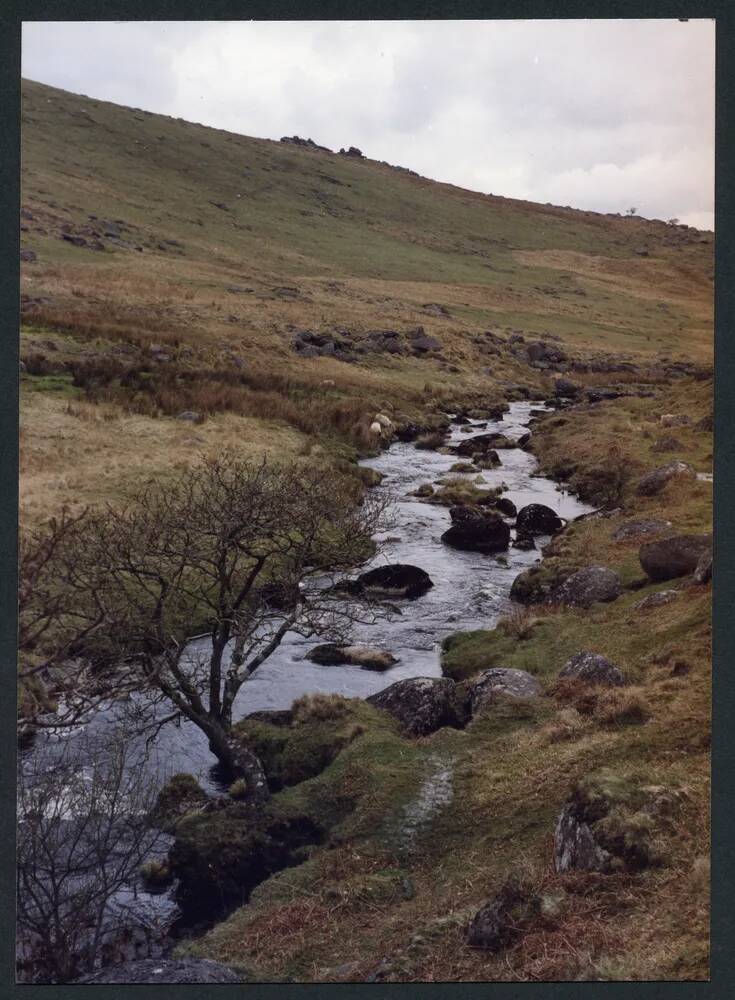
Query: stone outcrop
558 651 625 686
366 677 469 736
639 534 712 582
469 668 542 714
550 565 622 608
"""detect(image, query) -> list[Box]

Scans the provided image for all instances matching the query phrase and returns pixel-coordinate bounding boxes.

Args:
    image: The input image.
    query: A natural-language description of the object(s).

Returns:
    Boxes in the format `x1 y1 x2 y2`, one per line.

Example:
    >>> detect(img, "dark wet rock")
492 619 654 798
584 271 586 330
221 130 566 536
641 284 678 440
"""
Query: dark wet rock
495 497 517 517
694 547 713 584
512 533 536 551
410 483 435 498
515 503 563 536
307 644 397 671
455 432 513 457
551 566 622 608
517 431 531 448
470 668 542 714
554 377 580 397
366 677 469 736
612 519 672 542
350 563 434 600
639 534 712 582
75 958 245 984
651 436 685 453
441 507 510 554
636 461 696 496
466 883 538 951
451 414 471 425
558 651 625 687
633 590 679 612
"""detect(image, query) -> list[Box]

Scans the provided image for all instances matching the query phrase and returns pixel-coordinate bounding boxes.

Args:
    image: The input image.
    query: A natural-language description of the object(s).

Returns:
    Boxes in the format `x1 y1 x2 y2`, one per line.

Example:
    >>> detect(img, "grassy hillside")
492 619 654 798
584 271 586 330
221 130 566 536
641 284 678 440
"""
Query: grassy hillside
18 80 712 983
19 78 713 522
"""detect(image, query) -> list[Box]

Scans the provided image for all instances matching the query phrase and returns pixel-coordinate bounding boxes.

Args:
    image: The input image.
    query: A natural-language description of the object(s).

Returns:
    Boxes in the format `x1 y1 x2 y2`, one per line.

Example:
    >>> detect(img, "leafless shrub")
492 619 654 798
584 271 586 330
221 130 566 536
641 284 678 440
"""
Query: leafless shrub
17 734 167 983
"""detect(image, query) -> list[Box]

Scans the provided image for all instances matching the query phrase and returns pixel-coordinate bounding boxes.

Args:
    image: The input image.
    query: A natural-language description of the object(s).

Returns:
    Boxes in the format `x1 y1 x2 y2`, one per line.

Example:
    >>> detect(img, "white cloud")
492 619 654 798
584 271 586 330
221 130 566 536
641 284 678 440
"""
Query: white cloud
21 18 715 230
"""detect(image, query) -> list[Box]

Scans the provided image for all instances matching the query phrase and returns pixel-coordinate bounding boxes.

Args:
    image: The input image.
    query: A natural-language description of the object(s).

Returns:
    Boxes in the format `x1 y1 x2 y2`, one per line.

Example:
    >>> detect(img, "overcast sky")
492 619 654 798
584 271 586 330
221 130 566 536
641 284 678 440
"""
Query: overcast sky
22 18 715 230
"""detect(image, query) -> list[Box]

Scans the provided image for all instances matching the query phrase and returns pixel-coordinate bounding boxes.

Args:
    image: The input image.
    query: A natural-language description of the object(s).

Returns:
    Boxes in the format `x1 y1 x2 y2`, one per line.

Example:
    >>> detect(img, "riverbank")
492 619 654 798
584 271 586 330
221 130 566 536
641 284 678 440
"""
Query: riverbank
163 379 710 982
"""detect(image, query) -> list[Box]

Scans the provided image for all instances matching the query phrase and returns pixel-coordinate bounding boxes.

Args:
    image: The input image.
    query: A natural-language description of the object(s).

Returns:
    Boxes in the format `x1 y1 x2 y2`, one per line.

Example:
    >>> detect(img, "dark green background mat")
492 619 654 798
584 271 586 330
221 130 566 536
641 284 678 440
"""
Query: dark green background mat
0 2 730 997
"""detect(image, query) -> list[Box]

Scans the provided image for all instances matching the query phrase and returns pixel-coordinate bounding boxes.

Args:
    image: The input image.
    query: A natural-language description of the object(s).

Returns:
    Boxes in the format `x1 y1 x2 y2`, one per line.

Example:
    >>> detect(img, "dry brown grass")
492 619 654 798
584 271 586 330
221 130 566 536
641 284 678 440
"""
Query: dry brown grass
19 393 311 526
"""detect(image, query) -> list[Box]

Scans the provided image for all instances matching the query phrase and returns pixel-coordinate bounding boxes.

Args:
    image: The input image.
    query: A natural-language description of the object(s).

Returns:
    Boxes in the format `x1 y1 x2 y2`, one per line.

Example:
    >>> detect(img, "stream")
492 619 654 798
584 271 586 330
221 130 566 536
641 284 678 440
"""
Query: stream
19 400 593 975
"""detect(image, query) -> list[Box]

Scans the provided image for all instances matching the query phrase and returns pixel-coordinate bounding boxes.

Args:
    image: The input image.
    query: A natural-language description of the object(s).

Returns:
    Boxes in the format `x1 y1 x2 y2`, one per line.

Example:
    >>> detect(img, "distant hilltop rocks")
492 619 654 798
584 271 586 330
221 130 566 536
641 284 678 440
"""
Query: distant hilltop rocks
278 135 420 176
279 135 332 153
279 136 365 159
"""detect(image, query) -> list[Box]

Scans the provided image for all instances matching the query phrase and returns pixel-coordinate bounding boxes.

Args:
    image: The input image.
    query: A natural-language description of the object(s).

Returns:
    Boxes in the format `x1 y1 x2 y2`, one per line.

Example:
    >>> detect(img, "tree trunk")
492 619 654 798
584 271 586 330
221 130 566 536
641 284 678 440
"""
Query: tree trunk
206 723 270 804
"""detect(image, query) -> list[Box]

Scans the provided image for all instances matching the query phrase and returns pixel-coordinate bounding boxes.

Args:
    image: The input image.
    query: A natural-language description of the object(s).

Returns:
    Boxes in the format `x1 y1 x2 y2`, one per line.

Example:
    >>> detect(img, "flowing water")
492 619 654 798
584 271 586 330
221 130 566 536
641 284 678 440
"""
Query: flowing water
19 400 593 970
29 402 590 787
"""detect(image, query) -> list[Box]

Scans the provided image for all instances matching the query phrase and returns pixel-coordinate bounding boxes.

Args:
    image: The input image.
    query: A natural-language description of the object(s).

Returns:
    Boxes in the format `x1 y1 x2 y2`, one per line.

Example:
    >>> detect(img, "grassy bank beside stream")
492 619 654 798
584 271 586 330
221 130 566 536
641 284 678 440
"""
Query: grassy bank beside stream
175 382 711 982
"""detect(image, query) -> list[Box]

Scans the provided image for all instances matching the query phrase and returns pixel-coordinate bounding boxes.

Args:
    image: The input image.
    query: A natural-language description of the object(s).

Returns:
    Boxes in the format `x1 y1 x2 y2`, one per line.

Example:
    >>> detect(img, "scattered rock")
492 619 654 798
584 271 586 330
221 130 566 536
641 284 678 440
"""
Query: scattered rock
441 507 510 554
410 483 435 498
633 590 679 611
367 677 469 736
636 461 696 496
515 503 563 536
20 248 37 262
470 668 542 714
551 566 622 608
177 411 201 422
695 412 713 432
466 883 538 951
554 377 580 398
307 644 398 671
660 413 691 427
62 233 88 247
639 534 712 582
558 651 625 687
75 959 245 984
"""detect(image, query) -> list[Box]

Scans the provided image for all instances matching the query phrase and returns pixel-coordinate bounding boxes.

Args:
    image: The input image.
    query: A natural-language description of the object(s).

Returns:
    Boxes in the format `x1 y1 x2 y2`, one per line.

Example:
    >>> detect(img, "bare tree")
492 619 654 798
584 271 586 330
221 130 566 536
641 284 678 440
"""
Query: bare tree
17 735 168 983
21 456 387 782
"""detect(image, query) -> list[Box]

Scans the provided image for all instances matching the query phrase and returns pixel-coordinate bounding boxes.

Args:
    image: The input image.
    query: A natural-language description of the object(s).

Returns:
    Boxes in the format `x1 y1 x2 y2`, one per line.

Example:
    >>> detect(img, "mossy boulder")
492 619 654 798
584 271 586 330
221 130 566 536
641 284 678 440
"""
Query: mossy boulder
367 676 470 736
510 563 575 604
554 770 678 874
